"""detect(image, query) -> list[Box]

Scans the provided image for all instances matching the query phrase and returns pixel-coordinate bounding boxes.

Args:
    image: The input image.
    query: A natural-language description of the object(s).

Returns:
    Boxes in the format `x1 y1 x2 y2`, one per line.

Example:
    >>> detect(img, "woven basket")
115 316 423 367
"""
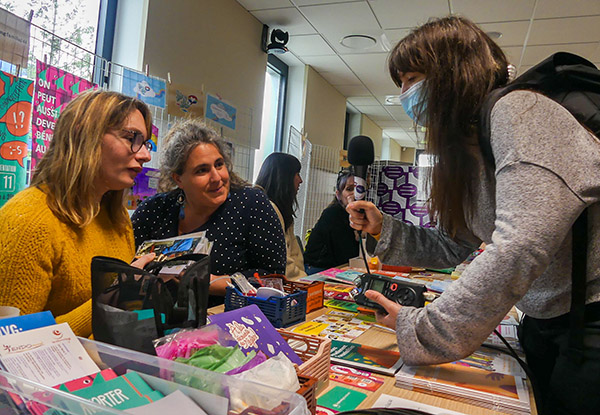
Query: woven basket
278 329 331 393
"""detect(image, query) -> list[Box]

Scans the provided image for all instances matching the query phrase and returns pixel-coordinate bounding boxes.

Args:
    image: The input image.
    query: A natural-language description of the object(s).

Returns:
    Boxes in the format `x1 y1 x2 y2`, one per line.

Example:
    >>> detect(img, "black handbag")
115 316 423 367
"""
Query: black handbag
91 253 210 354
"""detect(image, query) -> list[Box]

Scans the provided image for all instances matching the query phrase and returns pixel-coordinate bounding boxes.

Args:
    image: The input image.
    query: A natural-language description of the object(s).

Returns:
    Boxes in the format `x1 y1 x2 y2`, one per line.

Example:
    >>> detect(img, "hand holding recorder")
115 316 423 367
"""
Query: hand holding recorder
364 290 401 329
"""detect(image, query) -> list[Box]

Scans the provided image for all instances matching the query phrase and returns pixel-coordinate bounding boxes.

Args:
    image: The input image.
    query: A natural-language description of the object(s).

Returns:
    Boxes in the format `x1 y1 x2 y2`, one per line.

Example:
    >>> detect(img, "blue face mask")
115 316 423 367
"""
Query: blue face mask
399 79 427 126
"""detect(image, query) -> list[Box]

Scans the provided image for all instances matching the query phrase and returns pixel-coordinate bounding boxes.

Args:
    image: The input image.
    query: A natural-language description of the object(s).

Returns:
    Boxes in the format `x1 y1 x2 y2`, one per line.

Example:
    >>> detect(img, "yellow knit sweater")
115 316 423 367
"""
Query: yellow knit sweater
0 187 134 337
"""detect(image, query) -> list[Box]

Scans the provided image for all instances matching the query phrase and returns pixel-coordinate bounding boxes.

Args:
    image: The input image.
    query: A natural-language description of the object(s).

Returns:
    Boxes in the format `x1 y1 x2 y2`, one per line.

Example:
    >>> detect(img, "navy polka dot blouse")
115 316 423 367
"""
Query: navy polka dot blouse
132 186 286 278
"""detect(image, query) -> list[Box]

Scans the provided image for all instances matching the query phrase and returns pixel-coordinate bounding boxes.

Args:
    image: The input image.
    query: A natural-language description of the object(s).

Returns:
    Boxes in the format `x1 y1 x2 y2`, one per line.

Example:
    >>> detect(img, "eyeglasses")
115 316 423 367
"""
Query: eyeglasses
116 129 153 153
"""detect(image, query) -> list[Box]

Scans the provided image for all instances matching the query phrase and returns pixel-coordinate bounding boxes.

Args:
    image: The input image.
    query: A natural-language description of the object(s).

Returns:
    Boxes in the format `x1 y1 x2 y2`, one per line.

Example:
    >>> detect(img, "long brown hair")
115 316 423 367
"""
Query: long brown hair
31 90 152 229
388 16 509 236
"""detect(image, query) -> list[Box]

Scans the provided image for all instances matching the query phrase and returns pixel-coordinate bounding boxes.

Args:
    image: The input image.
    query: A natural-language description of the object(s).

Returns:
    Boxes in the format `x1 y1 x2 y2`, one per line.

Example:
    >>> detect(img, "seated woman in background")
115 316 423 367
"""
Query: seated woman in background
0 90 155 337
303 169 359 273
255 152 307 281
132 119 286 296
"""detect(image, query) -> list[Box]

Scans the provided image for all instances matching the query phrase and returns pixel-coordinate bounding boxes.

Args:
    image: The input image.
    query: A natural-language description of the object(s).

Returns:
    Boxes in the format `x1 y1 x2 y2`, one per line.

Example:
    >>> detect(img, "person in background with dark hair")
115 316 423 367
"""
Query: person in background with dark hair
0 90 155 337
255 152 306 280
303 169 359 274
132 119 286 297
346 16 600 414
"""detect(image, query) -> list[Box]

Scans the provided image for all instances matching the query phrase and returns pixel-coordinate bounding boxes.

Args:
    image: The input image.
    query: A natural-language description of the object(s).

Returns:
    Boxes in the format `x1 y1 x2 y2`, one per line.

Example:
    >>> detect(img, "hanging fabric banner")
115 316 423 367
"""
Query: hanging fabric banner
31 60 95 170
122 68 166 109
0 70 33 207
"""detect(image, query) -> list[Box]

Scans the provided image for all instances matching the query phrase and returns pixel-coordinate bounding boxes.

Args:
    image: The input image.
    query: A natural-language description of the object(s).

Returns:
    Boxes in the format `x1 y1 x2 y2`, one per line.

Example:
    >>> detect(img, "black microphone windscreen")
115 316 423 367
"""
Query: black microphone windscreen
347 135 374 166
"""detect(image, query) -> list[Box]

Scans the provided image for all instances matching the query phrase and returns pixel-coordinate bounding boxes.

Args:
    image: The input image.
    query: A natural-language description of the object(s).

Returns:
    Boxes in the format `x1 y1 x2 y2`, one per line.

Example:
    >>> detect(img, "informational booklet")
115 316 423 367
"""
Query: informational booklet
0 323 100 386
136 231 212 275
323 283 355 302
395 348 530 415
373 394 469 415
293 310 373 342
329 364 385 392
64 371 163 410
208 304 303 365
317 386 367 412
136 232 212 276
330 339 403 376
0 311 56 337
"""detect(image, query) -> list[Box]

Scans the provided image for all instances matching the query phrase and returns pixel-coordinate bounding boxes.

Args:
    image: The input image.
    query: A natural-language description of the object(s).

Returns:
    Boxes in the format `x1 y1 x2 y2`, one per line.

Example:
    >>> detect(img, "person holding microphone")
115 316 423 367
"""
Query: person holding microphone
347 16 600 415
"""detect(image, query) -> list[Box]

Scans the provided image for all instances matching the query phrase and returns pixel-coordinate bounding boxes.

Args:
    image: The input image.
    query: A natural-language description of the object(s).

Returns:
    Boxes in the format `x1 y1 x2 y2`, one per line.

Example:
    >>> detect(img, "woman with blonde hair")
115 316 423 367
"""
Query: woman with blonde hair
0 90 154 337
132 119 285 299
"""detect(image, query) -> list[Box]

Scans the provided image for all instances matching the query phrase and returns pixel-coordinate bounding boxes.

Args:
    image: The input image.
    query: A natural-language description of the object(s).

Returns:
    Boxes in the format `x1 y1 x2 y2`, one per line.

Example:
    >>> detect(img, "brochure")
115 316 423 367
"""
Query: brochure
0 323 100 386
136 231 212 275
208 305 303 365
317 386 367 412
329 364 384 392
330 339 403 376
394 349 530 414
0 311 56 337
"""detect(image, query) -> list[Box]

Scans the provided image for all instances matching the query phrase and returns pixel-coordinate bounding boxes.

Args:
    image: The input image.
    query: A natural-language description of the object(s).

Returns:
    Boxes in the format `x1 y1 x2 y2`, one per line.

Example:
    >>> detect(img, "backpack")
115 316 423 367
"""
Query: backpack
478 52 600 169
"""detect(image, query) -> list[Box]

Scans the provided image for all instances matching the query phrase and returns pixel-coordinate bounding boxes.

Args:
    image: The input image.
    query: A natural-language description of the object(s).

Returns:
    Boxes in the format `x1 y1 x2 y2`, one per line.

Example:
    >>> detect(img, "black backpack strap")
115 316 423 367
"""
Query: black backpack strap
569 209 588 364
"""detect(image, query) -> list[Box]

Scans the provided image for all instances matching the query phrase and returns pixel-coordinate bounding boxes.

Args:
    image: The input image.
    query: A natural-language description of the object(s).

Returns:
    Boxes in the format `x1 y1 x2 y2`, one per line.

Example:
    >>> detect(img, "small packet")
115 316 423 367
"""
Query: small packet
261 277 284 291
231 272 257 295
153 324 234 360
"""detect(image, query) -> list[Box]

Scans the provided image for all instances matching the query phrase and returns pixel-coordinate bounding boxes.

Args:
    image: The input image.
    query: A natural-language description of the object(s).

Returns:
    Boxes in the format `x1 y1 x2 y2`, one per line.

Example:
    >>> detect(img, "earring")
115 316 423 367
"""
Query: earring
177 191 185 220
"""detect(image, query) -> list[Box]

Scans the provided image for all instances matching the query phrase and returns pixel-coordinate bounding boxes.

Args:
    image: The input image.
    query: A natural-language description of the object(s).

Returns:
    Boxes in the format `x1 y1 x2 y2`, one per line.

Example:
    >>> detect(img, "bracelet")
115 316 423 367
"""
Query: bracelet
370 231 381 241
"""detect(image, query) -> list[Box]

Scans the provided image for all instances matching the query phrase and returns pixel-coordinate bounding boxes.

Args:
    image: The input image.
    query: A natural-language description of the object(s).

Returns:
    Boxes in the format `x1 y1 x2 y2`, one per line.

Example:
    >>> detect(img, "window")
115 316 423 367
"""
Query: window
0 0 101 79
253 54 288 181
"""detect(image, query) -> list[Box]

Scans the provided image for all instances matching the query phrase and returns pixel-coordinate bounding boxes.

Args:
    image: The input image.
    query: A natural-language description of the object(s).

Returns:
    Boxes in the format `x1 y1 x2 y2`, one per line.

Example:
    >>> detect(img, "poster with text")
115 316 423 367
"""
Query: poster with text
0 71 33 207
166 82 204 118
31 60 95 170
205 94 236 130
122 68 166 108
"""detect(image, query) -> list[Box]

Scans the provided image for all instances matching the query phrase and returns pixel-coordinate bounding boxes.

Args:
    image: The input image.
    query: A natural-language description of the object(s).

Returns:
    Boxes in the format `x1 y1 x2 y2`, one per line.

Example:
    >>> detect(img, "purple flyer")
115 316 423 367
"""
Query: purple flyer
208 304 303 365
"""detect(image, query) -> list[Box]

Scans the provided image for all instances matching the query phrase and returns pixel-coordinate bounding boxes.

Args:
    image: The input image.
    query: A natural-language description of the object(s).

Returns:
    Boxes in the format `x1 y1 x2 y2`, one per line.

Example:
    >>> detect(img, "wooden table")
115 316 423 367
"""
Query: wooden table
209 305 537 415
302 308 536 414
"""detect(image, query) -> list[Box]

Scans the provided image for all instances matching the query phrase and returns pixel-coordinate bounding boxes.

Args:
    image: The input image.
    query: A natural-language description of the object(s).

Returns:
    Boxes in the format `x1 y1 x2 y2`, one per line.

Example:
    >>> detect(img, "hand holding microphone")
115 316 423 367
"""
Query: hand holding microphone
347 135 374 204
346 135 382 235
347 200 383 234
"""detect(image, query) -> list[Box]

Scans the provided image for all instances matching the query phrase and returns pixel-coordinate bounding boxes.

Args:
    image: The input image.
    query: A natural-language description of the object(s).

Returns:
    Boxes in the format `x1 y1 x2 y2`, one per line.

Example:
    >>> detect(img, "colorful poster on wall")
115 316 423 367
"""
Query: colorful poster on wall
0 8 30 69
0 71 33 207
166 82 204 118
122 68 166 108
205 93 236 130
125 167 160 210
149 124 158 152
31 60 95 170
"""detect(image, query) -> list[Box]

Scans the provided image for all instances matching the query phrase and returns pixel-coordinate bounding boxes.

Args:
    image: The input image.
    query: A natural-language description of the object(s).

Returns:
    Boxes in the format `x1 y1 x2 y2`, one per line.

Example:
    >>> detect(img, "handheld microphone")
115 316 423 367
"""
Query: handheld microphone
348 135 375 273
347 135 375 202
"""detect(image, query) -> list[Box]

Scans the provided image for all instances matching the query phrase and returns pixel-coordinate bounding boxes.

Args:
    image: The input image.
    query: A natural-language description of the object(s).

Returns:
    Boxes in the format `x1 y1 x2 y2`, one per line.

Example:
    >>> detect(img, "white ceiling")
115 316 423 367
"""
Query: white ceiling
236 0 600 148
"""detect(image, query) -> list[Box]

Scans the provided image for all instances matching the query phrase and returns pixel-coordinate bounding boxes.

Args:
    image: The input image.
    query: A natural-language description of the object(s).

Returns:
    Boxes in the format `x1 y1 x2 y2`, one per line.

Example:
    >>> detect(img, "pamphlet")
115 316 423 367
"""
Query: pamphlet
373 394 468 415
208 305 303 365
136 231 212 275
330 339 403 376
329 364 384 392
317 386 367 412
0 311 56 337
0 323 100 386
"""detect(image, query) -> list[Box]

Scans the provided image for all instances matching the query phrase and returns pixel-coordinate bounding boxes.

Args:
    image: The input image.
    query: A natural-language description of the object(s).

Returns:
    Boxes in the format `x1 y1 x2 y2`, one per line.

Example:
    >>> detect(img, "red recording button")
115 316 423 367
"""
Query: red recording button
390 283 398 291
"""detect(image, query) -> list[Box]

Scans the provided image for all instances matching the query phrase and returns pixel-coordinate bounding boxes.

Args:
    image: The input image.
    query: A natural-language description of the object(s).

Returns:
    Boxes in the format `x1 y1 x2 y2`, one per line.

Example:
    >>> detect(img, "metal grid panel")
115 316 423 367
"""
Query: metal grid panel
297 143 341 242
1 12 253 188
